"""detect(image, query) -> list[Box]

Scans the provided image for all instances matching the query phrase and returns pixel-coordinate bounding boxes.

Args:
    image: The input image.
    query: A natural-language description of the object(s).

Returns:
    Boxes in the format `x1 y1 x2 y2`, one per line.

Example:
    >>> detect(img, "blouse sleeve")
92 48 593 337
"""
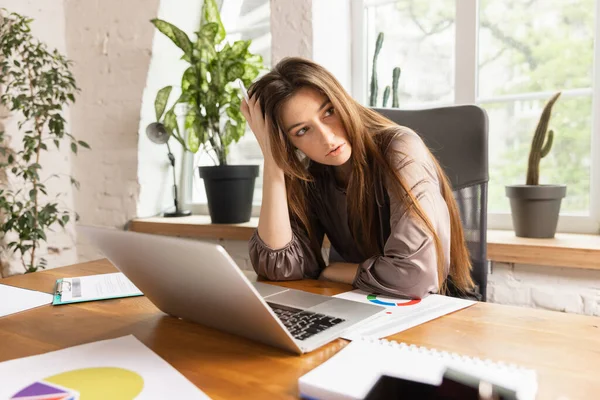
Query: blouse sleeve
249 210 326 281
353 131 451 298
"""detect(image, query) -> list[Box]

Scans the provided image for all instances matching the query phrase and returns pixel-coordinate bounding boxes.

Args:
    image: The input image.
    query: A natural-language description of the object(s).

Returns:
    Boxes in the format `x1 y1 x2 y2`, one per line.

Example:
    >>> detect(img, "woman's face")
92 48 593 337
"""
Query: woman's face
280 87 352 166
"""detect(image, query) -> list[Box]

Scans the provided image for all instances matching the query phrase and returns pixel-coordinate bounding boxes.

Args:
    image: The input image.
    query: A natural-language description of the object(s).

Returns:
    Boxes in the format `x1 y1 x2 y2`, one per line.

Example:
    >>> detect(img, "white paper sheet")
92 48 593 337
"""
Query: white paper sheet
335 290 475 340
60 272 142 302
0 335 211 399
0 284 53 317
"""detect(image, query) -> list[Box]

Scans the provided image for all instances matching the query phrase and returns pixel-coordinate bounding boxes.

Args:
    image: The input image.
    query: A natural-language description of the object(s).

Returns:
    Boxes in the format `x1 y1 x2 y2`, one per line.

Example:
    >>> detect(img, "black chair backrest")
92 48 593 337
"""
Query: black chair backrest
373 106 489 301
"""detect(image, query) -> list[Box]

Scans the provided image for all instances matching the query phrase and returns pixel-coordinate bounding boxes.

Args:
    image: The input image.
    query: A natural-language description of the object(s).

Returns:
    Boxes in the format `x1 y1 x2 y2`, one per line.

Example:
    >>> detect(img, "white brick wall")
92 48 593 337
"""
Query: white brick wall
64 0 160 264
488 262 600 316
271 0 313 64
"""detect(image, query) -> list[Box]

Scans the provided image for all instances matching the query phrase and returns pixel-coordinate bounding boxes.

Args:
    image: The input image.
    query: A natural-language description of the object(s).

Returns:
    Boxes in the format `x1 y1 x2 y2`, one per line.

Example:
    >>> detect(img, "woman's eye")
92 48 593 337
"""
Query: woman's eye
324 107 335 117
296 127 308 137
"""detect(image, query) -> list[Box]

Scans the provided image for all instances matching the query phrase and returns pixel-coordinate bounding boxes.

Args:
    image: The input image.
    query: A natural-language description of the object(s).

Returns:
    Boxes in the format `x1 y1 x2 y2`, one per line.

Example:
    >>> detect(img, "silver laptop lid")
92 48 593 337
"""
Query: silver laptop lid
77 225 302 353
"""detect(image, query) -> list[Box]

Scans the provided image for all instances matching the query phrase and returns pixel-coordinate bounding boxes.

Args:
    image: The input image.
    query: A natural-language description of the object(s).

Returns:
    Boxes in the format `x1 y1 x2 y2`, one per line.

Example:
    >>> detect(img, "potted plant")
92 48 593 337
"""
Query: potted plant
369 32 401 108
0 9 88 273
148 0 264 224
505 92 566 238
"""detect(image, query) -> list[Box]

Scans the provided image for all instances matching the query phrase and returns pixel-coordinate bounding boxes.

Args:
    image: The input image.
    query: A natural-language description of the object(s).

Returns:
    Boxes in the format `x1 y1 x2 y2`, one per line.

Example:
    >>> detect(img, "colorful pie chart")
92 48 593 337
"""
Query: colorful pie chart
367 294 421 306
10 367 144 400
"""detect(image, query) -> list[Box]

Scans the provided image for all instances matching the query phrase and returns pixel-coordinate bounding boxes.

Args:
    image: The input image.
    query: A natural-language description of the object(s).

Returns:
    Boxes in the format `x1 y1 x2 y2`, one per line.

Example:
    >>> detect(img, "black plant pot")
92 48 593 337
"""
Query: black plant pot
505 184 567 238
199 165 259 224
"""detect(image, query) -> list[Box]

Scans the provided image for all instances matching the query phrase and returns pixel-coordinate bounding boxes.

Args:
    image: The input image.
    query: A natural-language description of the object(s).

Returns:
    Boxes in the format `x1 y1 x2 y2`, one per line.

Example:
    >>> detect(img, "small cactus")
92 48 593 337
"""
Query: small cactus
526 92 561 186
391 67 401 108
369 32 384 107
382 86 391 107
369 32 402 108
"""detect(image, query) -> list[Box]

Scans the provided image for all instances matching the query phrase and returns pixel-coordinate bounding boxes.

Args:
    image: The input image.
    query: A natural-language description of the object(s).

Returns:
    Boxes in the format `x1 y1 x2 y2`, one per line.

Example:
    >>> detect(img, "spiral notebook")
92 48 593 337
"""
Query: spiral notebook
298 338 537 400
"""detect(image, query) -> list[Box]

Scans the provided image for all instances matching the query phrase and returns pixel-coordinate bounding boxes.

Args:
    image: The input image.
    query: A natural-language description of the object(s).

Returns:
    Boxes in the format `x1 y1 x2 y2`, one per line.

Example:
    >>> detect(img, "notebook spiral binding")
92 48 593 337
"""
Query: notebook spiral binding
358 337 528 374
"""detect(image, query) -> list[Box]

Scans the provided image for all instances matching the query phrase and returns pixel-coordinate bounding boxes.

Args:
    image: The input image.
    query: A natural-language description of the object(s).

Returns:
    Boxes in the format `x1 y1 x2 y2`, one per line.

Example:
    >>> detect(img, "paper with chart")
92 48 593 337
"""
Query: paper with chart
0 335 211 399
0 284 53 317
335 290 475 340
59 272 142 303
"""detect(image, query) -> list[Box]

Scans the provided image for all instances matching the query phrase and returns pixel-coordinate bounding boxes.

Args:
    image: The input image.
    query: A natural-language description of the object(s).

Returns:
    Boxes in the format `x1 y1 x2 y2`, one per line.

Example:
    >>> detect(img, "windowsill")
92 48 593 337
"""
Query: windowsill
128 216 600 271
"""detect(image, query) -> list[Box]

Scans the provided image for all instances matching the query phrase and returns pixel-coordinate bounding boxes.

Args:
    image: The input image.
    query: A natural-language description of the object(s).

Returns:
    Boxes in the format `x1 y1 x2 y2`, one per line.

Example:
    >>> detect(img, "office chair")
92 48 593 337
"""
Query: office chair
372 106 489 301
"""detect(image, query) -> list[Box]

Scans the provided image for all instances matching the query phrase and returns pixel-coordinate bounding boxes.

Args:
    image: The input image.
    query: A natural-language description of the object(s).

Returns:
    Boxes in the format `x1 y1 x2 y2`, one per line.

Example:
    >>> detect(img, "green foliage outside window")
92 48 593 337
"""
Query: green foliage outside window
380 0 594 213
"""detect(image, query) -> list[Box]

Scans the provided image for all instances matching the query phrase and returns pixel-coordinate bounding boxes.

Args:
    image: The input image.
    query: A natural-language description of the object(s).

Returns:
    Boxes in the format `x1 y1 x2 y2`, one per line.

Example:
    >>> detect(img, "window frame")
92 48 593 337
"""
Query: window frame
352 0 600 234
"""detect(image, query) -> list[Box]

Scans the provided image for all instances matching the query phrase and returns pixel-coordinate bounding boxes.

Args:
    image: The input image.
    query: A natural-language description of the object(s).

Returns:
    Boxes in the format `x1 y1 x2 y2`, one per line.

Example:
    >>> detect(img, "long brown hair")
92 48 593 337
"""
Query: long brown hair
249 57 474 294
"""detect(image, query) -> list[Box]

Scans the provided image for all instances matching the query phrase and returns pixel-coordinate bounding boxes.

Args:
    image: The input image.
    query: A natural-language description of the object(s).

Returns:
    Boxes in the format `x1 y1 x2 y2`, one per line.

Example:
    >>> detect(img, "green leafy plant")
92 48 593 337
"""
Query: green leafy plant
526 92 561 185
369 32 401 108
0 9 88 272
149 0 264 165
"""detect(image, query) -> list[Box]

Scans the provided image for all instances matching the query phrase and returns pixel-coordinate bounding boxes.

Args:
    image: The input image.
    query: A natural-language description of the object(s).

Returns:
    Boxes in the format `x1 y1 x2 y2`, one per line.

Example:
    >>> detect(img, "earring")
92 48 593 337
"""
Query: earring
295 148 306 160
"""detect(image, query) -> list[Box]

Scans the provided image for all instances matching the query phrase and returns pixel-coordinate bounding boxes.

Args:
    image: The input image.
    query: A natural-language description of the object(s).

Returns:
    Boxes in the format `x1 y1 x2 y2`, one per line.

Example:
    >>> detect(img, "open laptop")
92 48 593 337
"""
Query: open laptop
77 226 385 354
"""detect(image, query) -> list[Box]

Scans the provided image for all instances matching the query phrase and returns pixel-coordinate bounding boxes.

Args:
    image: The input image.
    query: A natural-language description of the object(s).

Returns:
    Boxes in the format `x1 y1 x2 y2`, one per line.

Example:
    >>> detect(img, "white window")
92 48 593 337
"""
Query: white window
182 0 270 214
353 0 600 233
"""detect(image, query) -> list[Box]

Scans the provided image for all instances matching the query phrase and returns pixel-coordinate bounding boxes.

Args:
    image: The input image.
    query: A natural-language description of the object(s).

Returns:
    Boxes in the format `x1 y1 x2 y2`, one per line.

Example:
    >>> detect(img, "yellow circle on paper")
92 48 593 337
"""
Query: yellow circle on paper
44 367 144 400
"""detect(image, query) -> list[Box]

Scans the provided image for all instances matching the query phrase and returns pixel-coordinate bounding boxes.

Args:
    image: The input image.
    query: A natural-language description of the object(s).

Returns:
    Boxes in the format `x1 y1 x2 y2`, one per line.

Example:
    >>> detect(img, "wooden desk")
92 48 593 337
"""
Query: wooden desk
1 259 599 399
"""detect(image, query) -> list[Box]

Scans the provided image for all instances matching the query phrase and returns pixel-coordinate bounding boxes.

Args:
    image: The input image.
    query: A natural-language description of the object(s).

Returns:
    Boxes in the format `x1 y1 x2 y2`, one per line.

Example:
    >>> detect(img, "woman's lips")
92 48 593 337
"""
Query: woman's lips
326 143 345 157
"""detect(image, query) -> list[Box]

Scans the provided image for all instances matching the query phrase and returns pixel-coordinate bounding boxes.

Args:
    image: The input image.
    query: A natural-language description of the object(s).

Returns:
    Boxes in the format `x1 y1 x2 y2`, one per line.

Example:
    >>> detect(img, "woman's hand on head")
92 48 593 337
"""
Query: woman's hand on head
240 94 273 159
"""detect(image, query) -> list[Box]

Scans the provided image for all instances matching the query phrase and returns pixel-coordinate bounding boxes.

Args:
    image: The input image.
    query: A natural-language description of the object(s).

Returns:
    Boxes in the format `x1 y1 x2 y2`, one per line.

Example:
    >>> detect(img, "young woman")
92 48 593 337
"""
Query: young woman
241 57 476 299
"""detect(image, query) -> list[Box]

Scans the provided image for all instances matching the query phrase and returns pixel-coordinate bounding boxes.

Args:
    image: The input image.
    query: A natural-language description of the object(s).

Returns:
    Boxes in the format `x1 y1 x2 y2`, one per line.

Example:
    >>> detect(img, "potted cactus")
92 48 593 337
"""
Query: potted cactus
369 32 401 108
505 92 566 238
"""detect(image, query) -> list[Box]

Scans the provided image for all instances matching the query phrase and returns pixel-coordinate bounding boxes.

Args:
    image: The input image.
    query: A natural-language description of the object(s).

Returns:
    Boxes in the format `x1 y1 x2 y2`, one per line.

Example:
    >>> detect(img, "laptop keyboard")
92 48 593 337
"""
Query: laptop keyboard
267 302 346 341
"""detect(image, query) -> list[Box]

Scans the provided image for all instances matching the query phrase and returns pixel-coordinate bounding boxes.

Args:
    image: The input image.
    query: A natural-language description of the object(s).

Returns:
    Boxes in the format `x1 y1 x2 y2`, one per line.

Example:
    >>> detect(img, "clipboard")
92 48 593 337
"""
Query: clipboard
52 273 144 305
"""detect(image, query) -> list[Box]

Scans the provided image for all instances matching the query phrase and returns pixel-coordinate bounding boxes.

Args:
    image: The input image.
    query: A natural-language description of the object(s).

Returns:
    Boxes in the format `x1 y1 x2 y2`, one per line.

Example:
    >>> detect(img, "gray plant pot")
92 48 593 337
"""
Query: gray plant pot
505 184 567 238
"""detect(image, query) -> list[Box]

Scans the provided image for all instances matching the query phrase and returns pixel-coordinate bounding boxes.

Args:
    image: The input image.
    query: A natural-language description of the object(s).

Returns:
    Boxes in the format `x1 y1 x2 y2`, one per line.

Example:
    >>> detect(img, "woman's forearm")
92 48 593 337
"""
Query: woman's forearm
320 262 359 284
257 157 293 249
